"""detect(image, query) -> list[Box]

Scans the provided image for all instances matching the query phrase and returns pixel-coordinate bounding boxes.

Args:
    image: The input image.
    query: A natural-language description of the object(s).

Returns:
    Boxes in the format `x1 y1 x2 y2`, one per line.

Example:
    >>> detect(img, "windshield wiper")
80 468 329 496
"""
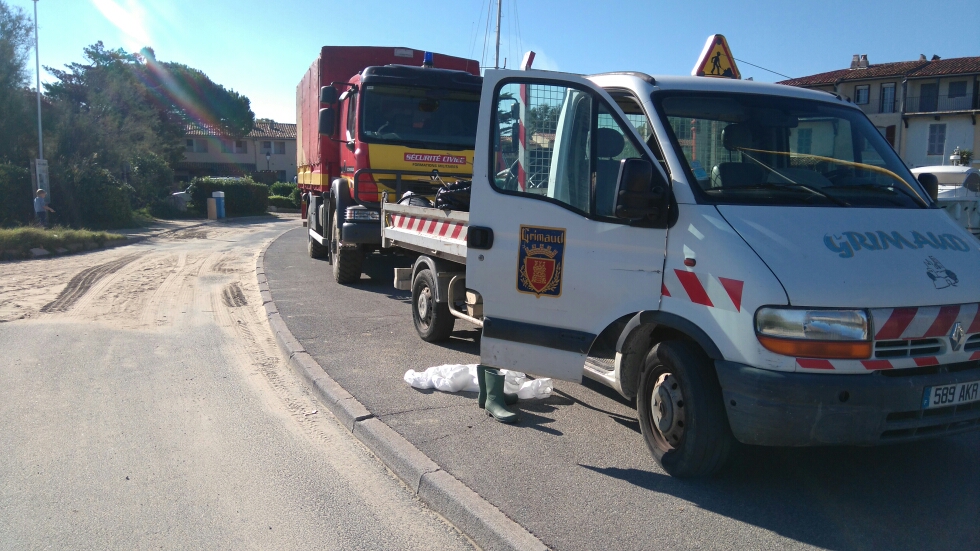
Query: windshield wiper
824 183 927 206
738 146 929 208
739 151 850 206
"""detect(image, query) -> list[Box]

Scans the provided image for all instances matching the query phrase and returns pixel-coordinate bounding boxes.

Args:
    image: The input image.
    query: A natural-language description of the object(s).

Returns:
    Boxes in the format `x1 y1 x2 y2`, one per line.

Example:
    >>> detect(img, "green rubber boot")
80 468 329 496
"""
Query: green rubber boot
477 365 518 408
483 367 518 424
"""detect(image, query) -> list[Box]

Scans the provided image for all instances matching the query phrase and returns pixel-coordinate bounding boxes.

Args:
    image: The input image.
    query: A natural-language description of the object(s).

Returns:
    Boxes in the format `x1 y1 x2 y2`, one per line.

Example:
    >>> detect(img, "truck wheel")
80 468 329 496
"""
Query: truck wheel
308 212 328 259
412 269 455 342
636 340 733 477
331 207 363 284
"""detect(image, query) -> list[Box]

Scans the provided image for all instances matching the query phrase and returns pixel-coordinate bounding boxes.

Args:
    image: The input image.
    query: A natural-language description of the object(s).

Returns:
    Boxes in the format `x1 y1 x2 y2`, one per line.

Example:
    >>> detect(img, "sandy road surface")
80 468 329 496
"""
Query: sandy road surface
0 218 473 550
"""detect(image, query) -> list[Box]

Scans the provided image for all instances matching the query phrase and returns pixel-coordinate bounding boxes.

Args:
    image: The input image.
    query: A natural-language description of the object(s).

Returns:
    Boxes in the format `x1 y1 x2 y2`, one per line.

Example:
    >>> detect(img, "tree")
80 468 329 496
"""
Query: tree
141 47 254 140
0 1 35 164
42 42 256 223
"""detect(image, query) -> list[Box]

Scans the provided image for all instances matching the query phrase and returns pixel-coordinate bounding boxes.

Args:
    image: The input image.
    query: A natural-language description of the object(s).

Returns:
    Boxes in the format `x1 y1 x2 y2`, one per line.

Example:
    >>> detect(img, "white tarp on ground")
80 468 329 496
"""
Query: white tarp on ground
404 364 553 400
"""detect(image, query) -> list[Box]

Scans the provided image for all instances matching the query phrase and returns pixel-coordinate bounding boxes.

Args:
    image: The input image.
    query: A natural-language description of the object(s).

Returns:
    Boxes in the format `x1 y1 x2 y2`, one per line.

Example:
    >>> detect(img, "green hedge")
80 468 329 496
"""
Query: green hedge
270 182 296 196
188 177 269 217
268 195 297 209
0 164 33 227
67 164 133 229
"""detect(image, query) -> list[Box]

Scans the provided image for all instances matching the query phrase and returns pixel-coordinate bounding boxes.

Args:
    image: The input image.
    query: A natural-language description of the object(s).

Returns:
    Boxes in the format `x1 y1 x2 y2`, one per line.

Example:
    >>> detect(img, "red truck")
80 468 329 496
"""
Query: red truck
296 46 482 283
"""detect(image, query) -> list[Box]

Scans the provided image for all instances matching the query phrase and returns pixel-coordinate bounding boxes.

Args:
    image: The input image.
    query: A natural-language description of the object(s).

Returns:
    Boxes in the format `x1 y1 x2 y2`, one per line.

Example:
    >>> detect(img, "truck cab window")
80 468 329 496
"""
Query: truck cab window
611 93 667 172
492 82 590 213
659 93 929 208
346 91 357 141
359 85 480 149
595 103 648 217
492 82 650 218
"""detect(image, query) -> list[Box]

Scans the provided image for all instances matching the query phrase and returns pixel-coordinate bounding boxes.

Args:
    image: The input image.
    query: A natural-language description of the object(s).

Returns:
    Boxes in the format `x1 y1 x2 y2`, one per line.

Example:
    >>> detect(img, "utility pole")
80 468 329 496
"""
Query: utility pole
494 0 501 69
32 0 42 160
31 0 49 200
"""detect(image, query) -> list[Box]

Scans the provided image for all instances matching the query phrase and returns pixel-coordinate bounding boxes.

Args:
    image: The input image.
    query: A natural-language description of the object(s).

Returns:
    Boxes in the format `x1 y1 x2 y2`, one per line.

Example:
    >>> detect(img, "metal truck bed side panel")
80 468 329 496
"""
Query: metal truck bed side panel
382 203 469 263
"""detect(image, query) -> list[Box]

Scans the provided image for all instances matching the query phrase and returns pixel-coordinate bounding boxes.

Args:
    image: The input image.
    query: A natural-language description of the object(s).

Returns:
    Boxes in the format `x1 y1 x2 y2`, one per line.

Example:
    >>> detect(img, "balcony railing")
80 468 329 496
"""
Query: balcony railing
856 98 898 115
905 94 977 113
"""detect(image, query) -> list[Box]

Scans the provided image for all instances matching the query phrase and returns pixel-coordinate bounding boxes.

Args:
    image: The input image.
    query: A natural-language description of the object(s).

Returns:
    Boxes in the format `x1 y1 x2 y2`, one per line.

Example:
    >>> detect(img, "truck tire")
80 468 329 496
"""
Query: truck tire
308 211 328 259
636 340 733 477
331 206 363 284
412 269 455 342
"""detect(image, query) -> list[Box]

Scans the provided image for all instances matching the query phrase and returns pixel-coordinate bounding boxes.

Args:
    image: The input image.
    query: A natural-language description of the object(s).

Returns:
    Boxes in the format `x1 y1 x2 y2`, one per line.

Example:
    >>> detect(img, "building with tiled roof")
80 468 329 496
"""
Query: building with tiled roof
779 54 979 168
178 121 298 182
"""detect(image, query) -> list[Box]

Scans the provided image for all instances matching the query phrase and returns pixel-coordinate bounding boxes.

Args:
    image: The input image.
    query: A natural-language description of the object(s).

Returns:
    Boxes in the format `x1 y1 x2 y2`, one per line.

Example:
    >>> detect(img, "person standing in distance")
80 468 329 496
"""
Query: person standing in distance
34 189 55 227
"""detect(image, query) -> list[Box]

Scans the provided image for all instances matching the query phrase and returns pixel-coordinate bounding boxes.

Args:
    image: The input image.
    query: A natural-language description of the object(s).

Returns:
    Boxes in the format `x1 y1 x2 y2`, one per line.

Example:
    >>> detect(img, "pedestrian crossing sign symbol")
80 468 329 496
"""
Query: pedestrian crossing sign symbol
693 34 741 79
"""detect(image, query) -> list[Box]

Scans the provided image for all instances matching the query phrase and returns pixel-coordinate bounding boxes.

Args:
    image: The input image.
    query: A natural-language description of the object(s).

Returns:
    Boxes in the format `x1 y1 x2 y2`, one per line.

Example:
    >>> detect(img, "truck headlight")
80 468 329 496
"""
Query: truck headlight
755 307 871 359
346 207 380 221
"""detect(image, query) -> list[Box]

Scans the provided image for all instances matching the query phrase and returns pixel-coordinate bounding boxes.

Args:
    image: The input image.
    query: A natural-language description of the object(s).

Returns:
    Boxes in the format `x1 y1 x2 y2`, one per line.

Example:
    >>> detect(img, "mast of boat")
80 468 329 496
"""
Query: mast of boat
494 0 502 69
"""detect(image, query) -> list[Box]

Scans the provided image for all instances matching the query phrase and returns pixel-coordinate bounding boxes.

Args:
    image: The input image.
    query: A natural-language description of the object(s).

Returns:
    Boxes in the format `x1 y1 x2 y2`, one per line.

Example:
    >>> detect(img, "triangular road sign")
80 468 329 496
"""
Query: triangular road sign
693 34 741 79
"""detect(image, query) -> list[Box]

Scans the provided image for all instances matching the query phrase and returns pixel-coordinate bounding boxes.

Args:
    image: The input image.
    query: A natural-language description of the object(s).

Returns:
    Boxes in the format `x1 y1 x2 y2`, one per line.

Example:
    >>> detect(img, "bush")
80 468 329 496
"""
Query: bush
268 195 297 209
270 181 296 197
129 152 175 208
0 226 126 259
289 186 302 207
66 163 133 229
0 163 33 227
147 198 195 219
187 177 268 217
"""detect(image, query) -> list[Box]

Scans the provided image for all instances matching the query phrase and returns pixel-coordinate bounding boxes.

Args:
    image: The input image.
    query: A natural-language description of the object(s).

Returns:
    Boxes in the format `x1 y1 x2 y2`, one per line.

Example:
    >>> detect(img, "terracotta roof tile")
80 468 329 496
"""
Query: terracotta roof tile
778 60 930 86
908 56 980 77
780 56 980 87
185 121 296 139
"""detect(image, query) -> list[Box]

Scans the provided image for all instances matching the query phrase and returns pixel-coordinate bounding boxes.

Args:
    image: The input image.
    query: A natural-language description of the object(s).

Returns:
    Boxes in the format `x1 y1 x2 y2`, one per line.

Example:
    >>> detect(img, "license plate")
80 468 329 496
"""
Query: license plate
922 381 980 409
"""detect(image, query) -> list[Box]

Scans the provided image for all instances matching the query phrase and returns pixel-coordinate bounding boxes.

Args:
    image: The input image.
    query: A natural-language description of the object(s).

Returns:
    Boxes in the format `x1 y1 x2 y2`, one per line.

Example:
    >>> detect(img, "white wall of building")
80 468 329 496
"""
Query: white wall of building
904 116 975 168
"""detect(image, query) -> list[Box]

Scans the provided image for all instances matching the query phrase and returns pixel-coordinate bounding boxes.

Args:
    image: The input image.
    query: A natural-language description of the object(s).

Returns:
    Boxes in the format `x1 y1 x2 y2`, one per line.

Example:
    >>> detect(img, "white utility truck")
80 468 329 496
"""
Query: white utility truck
381 66 980 476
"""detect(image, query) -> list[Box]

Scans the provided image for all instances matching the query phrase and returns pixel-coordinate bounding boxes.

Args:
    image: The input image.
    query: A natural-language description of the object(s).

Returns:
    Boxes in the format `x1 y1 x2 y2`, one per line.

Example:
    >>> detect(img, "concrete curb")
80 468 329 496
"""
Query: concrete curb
256 242 548 551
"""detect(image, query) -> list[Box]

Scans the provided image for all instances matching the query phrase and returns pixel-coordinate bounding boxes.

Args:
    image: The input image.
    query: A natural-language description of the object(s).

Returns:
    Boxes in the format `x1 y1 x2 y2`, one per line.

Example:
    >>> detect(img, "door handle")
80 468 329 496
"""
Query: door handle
469 226 494 250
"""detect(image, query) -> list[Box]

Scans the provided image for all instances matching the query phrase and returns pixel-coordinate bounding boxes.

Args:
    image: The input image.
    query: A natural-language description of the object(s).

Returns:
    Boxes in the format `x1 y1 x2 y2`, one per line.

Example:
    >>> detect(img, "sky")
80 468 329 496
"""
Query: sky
8 0 979 124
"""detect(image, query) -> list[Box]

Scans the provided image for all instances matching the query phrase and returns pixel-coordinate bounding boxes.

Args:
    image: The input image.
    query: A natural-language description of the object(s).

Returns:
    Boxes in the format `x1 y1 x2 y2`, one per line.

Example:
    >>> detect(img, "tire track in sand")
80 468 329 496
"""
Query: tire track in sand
39 254 141 314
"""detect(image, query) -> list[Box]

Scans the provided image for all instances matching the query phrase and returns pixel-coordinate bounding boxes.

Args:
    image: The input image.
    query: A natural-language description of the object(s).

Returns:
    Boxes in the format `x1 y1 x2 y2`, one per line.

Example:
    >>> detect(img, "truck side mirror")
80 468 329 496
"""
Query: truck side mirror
917 172 939 201
614 158 668 220
320 86 338 104
318 107 336 136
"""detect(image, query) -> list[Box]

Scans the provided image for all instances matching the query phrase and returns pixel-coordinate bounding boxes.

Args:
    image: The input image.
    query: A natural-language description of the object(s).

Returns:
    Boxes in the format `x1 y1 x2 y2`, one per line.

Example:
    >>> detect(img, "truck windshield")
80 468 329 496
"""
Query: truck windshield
656 93 930 208
360 85 480 150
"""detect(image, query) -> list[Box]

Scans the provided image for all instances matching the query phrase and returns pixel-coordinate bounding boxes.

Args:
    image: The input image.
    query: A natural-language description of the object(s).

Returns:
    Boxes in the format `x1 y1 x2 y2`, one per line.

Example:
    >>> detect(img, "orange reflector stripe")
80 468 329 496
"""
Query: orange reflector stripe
757 335 872 359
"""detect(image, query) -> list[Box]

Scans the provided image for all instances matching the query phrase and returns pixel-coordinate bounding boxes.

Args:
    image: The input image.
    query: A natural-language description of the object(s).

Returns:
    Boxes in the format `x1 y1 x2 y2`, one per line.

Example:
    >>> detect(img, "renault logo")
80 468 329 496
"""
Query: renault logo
949 322 965 351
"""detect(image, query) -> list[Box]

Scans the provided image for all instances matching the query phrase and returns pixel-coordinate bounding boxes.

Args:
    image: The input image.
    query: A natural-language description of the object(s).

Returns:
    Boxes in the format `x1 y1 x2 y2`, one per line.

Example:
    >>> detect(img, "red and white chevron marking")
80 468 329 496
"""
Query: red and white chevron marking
871 303 980 340
662 269 744 312
797 351 980 372
388 214 467 242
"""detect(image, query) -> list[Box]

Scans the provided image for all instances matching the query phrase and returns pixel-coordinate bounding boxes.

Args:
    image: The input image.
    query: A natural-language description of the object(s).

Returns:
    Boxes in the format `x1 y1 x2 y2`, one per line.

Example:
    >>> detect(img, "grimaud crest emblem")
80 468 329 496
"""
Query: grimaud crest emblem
925 256 958 289
517 225 565 297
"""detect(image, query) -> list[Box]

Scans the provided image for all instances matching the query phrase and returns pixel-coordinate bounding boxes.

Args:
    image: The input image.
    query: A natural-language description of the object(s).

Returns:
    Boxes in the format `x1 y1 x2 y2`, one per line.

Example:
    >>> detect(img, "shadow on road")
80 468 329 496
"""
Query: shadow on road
581 434 979 550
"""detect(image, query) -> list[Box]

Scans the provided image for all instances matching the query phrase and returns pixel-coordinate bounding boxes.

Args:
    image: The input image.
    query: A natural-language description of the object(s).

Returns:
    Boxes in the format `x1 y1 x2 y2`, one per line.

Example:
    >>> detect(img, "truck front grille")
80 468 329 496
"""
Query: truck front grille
874 338 942 359
965 334 980 352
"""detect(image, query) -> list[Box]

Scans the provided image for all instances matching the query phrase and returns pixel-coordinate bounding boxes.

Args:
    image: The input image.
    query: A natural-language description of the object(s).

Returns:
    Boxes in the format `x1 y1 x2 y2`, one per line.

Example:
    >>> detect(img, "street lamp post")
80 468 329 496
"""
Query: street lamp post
31 0 49 201
32 0 42 161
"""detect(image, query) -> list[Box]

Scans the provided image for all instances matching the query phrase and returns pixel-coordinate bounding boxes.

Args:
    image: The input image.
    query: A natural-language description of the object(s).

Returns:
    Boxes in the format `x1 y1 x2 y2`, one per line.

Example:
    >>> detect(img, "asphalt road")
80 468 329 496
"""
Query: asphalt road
265 225 980 551
0 218 472 550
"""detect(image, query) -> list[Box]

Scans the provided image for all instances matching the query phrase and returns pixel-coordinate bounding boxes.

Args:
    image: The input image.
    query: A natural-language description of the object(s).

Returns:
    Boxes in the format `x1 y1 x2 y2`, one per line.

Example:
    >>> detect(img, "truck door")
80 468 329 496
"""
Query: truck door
467 71 669 382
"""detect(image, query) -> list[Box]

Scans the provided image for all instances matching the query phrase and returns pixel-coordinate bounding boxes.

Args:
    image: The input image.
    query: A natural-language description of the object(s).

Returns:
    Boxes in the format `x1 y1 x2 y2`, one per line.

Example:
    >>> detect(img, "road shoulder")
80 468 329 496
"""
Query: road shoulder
256 243 548 551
